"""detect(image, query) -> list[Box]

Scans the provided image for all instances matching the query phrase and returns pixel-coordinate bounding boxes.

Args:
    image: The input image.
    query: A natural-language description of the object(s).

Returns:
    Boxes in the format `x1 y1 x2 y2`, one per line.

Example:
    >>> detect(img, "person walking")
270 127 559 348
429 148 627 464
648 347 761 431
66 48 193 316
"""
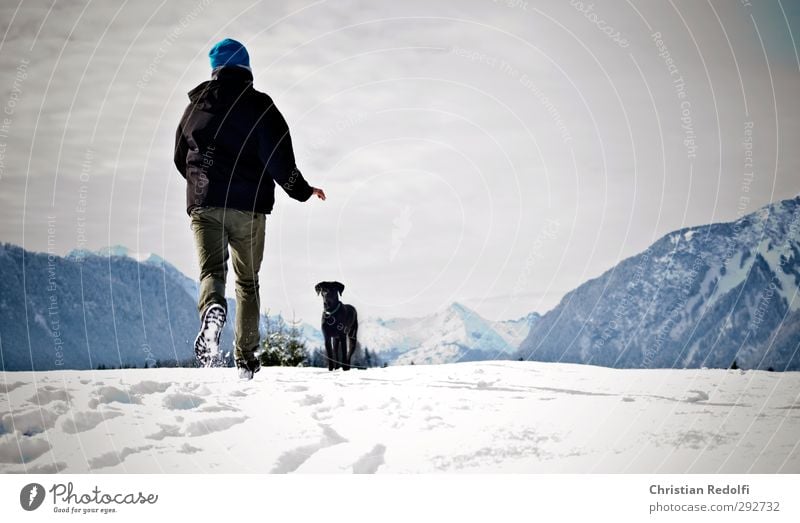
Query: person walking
174 38 325 380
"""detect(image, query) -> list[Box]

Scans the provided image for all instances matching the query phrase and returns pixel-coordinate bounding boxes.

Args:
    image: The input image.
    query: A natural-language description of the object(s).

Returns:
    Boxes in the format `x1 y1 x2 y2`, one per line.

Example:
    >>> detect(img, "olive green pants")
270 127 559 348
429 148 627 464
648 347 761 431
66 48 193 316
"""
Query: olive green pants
190 206 265 362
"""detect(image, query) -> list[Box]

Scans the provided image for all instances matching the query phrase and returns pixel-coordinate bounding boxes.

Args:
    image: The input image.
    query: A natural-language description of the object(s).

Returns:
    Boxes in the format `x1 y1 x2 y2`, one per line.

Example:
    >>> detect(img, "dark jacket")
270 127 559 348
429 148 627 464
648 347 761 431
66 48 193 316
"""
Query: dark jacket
174 66 313 214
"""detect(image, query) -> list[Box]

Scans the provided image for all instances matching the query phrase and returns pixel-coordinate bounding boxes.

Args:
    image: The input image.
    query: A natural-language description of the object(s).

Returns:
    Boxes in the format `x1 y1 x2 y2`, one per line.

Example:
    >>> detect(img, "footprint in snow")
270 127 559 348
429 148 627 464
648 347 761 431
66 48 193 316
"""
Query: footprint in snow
181 416 249 437
88 445 153 470
311 405 333 422
424 415 452 430
146 423 182 441
270 425 347 473
199 403 240 413
299 394 324 406
128 380 171 395
0 435 51 464
178 443 202 454
379 397 401 409
25 461 67 473
1 381 27 393
352 444 386 474
685 390 709 403
27 386 72 405
88 386 140 408
61 410 124 434
162 392 205 410
193 385 213 396
2 404 66 436
145 416 248 439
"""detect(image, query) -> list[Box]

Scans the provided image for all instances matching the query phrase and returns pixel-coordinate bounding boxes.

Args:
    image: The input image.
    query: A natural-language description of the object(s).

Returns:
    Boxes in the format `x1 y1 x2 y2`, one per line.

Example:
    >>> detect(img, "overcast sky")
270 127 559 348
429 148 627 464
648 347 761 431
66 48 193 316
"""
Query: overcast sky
1 0 798 324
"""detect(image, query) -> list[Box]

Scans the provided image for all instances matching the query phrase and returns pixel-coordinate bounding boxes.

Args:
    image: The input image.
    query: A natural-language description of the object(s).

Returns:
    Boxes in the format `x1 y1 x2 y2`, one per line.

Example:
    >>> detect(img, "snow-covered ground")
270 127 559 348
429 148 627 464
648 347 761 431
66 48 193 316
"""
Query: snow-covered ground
1 361 798 473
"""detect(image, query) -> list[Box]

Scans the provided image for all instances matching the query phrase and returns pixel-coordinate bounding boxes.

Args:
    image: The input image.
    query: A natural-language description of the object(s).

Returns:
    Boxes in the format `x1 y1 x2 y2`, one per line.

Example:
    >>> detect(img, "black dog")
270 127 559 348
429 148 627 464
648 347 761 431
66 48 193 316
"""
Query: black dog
315 281 358 371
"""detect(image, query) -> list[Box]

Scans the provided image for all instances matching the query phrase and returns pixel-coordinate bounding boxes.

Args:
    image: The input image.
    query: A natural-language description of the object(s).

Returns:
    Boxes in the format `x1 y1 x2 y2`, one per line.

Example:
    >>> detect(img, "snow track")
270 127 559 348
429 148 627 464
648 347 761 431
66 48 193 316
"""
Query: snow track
1 361 798 473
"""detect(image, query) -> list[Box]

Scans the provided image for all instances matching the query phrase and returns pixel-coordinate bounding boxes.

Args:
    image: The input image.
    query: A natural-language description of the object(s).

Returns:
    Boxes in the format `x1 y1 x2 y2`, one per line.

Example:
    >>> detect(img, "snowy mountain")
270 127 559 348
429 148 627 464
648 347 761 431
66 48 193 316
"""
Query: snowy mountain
0 244 534 370
493 311 541 347
4 196 795 371
2 362 797 473
71 245 204 301
70 245 158 263
517 196 800 370
356 303 540 365
0 243 214 371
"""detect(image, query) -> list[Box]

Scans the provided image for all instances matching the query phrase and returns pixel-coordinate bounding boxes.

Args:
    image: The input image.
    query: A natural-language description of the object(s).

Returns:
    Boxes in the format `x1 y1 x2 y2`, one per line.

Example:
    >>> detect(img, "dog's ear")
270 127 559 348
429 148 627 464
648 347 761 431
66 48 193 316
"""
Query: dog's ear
314 283 323 295
333 281 345 296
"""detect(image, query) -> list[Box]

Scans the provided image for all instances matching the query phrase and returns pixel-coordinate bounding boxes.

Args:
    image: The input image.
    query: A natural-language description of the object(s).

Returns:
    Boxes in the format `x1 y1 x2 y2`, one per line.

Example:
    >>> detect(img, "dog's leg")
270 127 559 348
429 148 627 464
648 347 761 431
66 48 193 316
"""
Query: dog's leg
345 311 358 371
340 336 348 370
332 337 343 370
345 318 358 370
345 334 356 371
324 336 334 372
342 334 351 371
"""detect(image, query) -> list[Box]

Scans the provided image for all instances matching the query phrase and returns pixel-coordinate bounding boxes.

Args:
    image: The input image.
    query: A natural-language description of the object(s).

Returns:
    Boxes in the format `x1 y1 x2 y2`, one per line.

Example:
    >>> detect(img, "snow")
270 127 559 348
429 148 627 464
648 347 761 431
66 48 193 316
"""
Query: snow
68 245 154 262
704 236 800 313
759 238 800 312
702 250 749 309
61 410 123 434
394 343 466 365
492 313 539 348
359 303 522 363
2 361 798 473
284 303 534 365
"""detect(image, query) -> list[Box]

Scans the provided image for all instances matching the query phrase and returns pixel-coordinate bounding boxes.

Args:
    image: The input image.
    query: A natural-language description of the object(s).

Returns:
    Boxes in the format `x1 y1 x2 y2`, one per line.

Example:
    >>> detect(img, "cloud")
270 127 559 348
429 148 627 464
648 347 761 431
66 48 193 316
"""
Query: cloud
1 0 798 323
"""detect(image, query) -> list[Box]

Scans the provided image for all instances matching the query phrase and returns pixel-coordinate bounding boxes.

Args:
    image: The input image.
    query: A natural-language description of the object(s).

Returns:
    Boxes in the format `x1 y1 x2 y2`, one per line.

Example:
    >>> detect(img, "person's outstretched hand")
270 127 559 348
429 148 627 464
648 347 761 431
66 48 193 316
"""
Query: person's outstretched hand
312 187 326 201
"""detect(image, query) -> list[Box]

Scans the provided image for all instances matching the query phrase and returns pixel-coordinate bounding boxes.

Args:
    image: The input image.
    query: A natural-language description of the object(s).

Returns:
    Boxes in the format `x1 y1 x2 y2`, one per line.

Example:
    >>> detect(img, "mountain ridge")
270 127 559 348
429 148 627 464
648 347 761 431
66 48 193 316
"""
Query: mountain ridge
0 245 535 370
2 196 797 371
517 196 800 370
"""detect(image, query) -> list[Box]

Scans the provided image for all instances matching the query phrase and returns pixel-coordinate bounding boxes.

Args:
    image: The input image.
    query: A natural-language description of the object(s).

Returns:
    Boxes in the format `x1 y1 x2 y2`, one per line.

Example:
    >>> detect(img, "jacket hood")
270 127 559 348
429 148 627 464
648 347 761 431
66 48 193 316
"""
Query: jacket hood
187 66 255 109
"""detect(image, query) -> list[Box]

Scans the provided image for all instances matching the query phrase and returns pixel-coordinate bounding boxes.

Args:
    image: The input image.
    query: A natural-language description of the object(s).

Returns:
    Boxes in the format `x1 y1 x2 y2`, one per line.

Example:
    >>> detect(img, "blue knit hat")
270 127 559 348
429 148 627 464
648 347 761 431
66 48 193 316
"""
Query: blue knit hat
209 38 250 70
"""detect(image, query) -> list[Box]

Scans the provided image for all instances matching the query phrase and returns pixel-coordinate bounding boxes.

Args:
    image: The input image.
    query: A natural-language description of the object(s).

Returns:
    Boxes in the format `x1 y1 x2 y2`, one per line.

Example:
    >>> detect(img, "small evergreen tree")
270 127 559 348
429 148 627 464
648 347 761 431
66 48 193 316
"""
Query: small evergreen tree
284 316 309 367
259 315 287 367
258 314 309 367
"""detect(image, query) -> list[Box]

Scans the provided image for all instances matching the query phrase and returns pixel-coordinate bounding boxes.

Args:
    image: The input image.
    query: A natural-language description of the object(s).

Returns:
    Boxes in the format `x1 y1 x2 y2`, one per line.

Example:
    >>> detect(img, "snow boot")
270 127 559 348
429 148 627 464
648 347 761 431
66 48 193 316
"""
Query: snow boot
194 304 226 367
236 358 261 381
